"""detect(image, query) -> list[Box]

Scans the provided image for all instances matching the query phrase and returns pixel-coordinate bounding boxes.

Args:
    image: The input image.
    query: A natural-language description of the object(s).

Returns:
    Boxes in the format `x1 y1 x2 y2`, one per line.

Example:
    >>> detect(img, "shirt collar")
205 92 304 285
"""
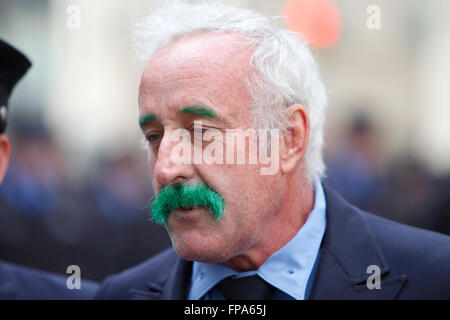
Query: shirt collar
188 177 327 300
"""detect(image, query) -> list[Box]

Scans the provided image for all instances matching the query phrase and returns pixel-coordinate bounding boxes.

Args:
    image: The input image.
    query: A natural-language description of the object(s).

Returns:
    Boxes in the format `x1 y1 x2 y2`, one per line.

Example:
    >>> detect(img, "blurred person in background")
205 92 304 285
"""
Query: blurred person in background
95 1 450 300
325 114 389 213
434 175 450 235
325 114 447 233
0 38 97 299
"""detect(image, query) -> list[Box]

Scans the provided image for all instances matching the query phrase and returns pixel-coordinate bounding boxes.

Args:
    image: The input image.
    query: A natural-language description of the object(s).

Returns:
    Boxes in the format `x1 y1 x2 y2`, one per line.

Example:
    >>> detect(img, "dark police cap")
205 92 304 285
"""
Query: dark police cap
0 39 31 133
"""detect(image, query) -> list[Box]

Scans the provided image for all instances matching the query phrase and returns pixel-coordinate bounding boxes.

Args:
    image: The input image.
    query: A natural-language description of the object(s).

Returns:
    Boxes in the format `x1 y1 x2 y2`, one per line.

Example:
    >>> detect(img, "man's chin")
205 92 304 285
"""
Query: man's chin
166 211 232 263
171 238 227 264
177 252 227 265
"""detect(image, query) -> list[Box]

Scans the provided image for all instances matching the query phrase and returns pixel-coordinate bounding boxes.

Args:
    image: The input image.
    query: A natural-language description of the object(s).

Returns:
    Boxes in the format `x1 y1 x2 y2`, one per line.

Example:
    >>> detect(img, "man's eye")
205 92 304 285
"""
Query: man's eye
146 133 161 143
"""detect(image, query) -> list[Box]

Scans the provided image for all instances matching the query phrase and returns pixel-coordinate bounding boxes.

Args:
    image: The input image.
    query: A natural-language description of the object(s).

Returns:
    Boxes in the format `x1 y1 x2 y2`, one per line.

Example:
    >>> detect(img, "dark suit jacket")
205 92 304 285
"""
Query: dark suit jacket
0 261 98 300
95 186 450 299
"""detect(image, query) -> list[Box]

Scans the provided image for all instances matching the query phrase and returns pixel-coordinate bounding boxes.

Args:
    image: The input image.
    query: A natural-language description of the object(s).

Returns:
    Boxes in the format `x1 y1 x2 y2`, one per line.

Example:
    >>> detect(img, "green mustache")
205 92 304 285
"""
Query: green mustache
145 183 225 225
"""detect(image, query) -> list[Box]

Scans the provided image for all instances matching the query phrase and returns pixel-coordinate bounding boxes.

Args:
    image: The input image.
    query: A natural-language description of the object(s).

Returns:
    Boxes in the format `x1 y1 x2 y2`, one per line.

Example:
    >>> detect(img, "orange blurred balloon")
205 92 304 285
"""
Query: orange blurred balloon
283 0 342 49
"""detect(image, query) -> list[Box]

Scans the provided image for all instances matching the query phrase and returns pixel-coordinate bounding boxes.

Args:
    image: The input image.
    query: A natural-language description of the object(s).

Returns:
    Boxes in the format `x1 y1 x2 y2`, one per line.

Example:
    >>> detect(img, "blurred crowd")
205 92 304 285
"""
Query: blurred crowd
324 114 450 236
0 113 449 282
0 116 171 281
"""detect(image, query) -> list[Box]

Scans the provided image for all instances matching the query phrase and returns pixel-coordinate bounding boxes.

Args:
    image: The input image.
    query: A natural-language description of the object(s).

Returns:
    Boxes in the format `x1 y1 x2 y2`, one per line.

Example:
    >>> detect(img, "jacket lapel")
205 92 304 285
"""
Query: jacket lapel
130 255 192 300
160 257 192 299
309 185 407 299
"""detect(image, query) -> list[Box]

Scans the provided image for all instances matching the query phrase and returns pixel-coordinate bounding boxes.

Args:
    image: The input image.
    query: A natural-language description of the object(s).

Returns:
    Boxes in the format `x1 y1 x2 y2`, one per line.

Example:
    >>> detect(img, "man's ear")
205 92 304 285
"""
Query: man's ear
0 134 11 185
279 104 310 174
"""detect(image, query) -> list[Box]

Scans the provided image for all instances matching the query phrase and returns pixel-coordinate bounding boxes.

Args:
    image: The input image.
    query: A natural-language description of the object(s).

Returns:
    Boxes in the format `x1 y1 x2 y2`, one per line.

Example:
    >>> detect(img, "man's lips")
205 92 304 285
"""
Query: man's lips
170 206 206 221
179 206 194 211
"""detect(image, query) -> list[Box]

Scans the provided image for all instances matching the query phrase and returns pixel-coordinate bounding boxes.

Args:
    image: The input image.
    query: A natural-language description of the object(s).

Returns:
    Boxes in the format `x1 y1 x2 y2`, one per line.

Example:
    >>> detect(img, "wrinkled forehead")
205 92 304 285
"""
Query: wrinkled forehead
153 31 252 66
138 32 255 121
140 32 253 85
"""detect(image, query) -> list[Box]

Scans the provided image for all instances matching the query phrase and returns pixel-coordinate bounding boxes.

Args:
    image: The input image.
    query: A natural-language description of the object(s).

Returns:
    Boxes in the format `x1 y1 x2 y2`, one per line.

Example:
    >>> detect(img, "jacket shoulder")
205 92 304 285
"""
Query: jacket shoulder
364 211 450 260
363 211 450 298
320 184 450 299
0 261 98 300
95 248 178 299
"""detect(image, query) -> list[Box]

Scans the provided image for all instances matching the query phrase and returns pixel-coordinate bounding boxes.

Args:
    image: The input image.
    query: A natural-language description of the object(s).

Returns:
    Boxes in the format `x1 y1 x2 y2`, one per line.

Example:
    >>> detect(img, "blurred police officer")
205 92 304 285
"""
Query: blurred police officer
0 38 98 299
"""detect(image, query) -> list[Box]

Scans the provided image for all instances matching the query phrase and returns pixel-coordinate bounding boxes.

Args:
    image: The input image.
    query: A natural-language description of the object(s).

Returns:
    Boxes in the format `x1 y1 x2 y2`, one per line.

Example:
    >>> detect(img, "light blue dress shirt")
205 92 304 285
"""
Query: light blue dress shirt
188 178 327 300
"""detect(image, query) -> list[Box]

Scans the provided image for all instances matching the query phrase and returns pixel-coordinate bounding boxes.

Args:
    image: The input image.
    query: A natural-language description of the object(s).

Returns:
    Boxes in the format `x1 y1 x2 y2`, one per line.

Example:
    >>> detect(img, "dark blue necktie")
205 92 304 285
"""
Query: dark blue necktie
215 275 275 300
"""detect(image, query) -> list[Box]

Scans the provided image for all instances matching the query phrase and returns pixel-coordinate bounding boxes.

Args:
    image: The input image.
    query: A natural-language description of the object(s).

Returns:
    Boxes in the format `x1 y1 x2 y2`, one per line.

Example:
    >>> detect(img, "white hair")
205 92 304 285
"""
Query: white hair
134 0 328 180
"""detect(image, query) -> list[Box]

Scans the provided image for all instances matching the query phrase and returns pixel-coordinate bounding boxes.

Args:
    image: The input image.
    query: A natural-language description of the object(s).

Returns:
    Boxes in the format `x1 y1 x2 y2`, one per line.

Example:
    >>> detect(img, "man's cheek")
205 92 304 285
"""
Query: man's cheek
148 154 157 175
148 164 158 191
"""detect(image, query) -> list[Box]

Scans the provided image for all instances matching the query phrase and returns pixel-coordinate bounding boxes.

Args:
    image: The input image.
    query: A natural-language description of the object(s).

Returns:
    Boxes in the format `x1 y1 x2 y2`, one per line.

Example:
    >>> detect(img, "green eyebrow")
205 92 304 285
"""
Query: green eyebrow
139 114 157 129
180 105 217 118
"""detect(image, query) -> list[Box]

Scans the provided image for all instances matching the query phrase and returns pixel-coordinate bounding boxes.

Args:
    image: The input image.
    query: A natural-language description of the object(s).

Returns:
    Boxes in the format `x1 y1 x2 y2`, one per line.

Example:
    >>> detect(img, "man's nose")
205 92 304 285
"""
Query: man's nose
154 131 194 187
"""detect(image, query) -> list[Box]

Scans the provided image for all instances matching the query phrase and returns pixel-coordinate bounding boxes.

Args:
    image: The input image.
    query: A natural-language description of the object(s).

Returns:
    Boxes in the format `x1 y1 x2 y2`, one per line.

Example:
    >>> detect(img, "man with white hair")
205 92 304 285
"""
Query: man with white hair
96 1 450 300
